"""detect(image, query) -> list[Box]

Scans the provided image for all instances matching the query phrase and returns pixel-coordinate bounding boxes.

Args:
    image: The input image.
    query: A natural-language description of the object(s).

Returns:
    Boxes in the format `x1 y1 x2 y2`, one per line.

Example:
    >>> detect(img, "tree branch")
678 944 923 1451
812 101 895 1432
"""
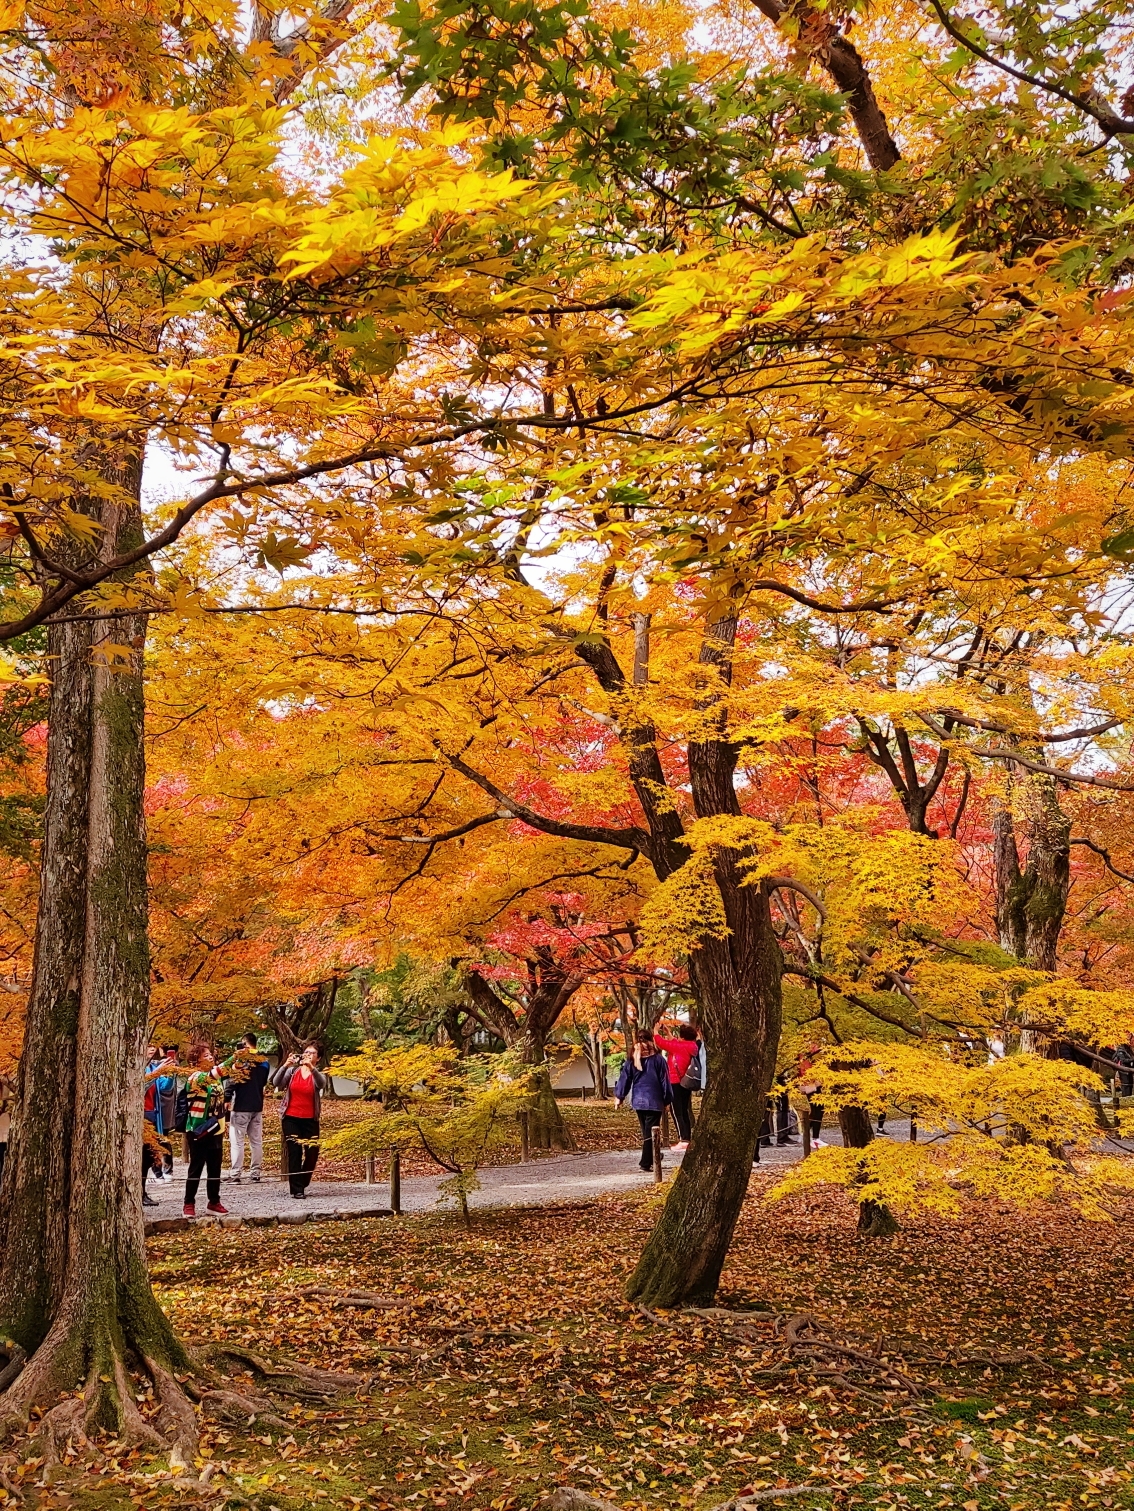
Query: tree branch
748 0 900 170
441 748 650 854
781 966 921 1034
926 0 1134 139
1070 837 1134 885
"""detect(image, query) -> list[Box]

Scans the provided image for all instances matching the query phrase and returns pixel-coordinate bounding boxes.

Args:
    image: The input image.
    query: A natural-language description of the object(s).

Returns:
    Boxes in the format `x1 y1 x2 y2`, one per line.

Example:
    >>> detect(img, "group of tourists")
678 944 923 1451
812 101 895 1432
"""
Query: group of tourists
142 1033 332 1216
614 1027 839 1172
614 1024 704 1171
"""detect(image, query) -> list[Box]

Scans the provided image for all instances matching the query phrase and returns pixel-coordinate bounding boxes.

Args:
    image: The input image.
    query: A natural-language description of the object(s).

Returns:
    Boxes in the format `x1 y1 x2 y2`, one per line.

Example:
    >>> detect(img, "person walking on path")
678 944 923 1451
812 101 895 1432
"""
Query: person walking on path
614 1030 673 1172
182 1042 248 1217
156 1043 179 1176
225 1031 270 1183
142 1044 177 1206
797 1043 827 1149
271 1044 330 1198
654 1023 700 1150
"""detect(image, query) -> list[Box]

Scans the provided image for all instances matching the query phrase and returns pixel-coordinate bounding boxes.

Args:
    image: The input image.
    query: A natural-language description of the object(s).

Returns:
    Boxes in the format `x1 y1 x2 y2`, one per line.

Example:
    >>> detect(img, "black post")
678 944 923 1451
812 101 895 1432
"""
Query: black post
652 1125 663 1183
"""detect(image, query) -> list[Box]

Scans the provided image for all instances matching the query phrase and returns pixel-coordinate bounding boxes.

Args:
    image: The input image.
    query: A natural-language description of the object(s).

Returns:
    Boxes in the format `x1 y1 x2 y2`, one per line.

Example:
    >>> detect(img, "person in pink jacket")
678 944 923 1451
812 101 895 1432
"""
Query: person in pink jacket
654 1023 701 1150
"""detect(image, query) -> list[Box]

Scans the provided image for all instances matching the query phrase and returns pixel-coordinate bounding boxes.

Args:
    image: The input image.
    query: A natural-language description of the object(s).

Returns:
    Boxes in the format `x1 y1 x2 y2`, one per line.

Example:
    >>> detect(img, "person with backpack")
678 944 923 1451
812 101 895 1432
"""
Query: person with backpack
614 1030 673 1172
181 1042 250 1217
142 1045 177 1206
654 1022 701 1150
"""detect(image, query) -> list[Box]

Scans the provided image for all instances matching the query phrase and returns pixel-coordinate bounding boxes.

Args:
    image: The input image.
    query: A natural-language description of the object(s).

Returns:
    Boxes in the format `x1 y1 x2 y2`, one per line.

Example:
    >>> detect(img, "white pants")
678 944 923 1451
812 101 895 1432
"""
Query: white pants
228 1110 263 1177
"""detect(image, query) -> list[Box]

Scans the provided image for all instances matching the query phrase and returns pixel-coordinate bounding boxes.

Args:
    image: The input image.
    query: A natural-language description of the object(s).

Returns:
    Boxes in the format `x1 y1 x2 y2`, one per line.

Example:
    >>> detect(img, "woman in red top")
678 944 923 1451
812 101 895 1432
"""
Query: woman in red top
269 1044 331 1198
654 1023 701 1150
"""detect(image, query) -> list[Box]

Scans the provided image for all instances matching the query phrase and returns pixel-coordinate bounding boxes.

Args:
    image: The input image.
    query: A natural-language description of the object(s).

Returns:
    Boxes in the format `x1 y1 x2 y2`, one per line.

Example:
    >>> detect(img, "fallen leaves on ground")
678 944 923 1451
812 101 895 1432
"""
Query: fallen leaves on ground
24 1176 1134 1510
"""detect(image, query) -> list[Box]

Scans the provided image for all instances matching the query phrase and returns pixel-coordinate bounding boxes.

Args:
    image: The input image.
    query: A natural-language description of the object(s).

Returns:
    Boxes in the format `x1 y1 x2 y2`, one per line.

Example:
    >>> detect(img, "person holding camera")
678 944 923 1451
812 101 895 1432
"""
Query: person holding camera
654 1022 701 1150
181 1043 235 1217
270 1044 330 1199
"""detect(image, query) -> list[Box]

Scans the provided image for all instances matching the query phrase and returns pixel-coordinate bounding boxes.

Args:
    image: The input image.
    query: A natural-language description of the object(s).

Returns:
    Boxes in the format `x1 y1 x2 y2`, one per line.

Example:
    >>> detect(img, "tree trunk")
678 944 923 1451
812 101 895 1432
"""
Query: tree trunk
837 1103 898 1238
1019 774 1071 973
624 893 782 1306
268 975 340 1060
521 1028 575 1151
0 480 200 1450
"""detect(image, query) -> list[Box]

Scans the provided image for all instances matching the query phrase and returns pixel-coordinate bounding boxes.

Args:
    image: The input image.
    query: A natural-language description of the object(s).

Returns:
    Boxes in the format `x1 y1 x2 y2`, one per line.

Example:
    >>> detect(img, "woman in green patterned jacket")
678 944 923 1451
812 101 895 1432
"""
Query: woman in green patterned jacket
182 1042 247 1217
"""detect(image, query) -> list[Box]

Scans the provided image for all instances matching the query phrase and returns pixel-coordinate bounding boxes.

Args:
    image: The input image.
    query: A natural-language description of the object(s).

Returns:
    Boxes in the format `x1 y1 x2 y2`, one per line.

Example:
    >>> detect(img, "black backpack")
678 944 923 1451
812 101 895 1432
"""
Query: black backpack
173 1085 189 1134
680 1048 703 1090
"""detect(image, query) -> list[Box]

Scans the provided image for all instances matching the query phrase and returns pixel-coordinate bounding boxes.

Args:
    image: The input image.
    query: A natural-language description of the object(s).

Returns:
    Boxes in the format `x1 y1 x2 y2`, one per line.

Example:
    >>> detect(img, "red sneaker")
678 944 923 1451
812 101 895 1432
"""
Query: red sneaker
182 1204 195 1218
206 1202 228 1215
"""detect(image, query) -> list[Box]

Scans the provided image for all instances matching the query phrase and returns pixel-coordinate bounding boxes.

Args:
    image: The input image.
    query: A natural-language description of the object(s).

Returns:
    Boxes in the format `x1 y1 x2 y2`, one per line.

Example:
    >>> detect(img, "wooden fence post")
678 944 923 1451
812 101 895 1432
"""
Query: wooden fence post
519 1110 531 1163
661 1106 672 1146
390 1149 401 1215
364 1155 375 1185
652 1124 663 1183
801 1113 811 1159
909 1109 918 1143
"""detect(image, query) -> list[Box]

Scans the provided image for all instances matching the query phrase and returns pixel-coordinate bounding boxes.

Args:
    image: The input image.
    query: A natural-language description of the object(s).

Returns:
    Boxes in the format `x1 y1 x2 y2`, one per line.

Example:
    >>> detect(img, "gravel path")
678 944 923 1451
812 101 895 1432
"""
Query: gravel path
143 1120 892 1231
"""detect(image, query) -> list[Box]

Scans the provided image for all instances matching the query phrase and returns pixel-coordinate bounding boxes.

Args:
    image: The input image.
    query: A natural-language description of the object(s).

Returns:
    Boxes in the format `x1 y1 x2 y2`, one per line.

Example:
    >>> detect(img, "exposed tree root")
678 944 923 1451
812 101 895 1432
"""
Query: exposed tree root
536 1485 837 1511
206 1343 373 1401
199 1387 289 1430
0 1346 25 1396
142 1355 200 1458
293 1285 417 1310
637 1302 940 1403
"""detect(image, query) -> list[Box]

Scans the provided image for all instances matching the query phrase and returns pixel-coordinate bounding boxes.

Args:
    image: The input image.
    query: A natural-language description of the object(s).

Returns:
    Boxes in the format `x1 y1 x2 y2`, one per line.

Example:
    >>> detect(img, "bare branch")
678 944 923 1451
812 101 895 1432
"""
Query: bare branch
442 748 650 855
1070 837 1134 885
926 0 1134 140
748 0 900 170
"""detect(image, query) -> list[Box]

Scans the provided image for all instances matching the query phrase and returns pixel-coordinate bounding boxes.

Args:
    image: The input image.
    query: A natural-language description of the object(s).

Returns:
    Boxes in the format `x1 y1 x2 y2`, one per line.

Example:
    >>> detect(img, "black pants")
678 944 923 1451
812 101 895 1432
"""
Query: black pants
282 1114 320 1194
808 1100 824 1140
671 1084 694 1143
636 1110 662 1171
774 1090 794 1144
184 1131 223 1207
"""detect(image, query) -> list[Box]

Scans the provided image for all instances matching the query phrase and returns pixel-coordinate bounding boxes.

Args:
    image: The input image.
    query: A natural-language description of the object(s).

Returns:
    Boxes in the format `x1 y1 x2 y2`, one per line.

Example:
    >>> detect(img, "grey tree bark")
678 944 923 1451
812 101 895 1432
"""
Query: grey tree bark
0 470 197 1451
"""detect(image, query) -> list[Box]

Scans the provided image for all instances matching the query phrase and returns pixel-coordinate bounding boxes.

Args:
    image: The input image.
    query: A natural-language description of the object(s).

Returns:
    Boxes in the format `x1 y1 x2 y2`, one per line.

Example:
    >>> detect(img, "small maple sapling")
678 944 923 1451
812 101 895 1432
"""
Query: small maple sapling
324 1044 537 1222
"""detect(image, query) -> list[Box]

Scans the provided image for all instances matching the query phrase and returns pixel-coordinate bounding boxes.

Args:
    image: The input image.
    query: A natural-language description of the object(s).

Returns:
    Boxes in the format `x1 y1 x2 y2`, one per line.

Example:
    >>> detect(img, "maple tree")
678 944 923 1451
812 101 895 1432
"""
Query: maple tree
6 0 1134 1465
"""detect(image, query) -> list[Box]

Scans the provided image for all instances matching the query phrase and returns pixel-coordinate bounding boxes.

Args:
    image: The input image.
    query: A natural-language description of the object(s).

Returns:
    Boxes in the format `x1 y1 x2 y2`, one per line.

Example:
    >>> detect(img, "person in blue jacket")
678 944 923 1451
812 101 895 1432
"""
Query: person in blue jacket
614 1030 673 1172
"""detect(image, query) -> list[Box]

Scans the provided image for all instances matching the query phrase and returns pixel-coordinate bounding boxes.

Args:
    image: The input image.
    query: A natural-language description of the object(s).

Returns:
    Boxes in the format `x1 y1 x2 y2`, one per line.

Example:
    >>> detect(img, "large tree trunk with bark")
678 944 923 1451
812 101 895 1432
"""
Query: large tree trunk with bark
994 772 1071 973
520 1024 575 1152
464 967 577 1150
625 610 783 1306
624 907 782 1305
267 974 340 1060
836 1102 898 1238
0 477 198 1451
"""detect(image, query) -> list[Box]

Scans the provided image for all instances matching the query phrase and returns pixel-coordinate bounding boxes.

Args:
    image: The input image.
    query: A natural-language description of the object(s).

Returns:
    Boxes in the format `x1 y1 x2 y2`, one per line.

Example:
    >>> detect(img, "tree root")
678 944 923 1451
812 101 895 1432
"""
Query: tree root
536 1486 836 1511
534 1489 621 1511
292 1286 416 1310
199 1388 289 1430
638 1302 940 1403
206 1344 373 1400
142 1355 200 1459
0 1346 25 1396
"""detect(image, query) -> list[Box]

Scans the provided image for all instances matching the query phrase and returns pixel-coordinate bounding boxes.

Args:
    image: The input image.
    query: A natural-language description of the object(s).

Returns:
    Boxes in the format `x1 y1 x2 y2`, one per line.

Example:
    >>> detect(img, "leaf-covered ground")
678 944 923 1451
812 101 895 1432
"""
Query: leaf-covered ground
20 1178 1134 1510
